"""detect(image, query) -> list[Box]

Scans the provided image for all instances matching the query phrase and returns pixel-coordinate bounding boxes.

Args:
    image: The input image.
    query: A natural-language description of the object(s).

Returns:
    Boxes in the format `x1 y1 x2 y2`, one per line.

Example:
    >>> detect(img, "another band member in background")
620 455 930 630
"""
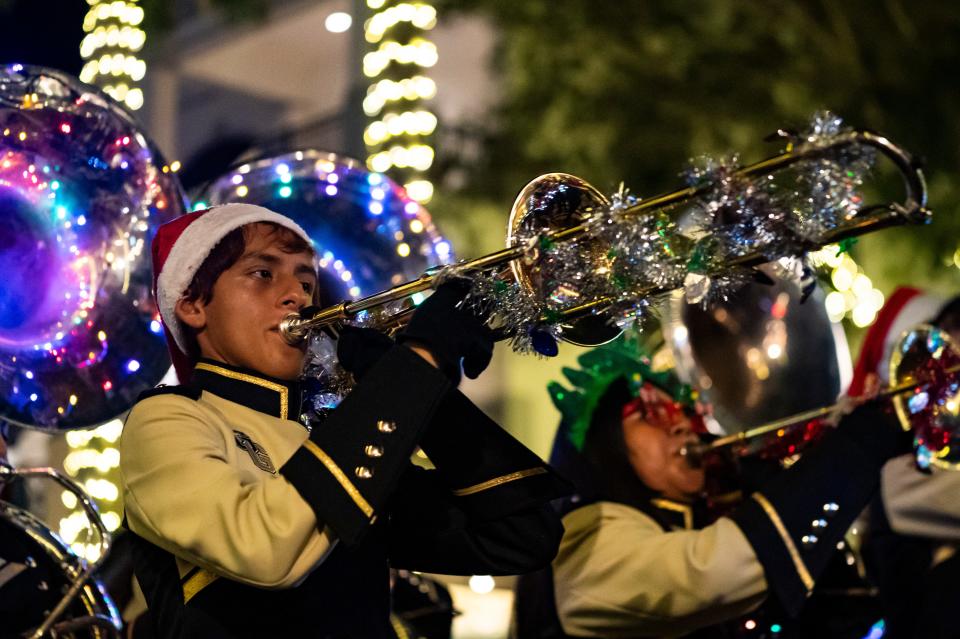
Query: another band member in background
855 287 960 639
514 331 911 638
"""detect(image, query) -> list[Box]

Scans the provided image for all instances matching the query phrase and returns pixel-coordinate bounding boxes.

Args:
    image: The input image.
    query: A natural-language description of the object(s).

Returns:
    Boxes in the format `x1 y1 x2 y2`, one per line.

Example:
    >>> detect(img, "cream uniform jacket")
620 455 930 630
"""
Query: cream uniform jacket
119 363 336 594
551 454 960 638
119 351 570 638
555 502 766 638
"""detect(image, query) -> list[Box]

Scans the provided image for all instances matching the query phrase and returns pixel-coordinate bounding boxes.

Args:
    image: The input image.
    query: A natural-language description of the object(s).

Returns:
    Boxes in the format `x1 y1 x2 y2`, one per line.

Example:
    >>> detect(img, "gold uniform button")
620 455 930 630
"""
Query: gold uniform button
377 420 397 433
355 466 374 479
365 445 384 458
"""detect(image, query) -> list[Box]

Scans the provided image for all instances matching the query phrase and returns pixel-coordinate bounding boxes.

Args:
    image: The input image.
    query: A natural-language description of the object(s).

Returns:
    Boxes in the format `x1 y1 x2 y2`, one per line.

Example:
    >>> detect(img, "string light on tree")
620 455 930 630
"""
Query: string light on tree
59 418 124 562
79 0 147 111
363 1 437 203
809 244 885 327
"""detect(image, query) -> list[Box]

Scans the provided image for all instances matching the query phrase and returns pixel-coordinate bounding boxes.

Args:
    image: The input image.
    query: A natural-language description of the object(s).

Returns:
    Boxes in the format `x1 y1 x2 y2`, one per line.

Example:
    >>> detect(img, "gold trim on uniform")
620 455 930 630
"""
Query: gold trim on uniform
195 362 290 421
752 492 815 592
451 467 548 496
182 568 220 604
303 440 375 518
651 498 694 530
390 614 410 639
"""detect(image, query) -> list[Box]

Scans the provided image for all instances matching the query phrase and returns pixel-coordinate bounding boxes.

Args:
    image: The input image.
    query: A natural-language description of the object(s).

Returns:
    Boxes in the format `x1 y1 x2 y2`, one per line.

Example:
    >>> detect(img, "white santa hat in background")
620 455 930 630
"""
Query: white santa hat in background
151 204 312 382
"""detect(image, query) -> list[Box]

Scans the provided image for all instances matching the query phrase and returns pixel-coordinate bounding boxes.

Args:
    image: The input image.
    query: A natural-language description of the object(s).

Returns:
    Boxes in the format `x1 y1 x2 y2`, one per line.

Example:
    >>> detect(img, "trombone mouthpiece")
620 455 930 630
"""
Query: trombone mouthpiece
679 442 705 469
279 313 307 346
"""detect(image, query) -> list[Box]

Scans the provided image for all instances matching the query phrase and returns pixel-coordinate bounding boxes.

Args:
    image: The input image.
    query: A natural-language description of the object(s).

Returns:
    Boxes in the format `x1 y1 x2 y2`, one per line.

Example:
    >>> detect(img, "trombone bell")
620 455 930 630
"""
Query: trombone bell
890 325 960 470
506 173 621 347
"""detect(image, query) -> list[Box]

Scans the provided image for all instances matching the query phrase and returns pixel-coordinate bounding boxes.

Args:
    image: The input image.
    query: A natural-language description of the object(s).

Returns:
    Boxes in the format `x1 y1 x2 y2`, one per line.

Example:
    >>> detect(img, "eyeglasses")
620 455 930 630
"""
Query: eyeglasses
621 383 706 433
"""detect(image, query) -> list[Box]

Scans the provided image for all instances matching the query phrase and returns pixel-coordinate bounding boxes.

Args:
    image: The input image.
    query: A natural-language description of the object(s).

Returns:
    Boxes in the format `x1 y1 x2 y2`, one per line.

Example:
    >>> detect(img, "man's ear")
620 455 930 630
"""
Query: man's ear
175 297 207 331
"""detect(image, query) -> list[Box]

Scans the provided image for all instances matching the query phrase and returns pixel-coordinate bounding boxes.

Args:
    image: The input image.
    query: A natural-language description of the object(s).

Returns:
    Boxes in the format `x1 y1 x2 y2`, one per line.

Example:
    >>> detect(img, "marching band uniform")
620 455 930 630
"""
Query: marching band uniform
852 287 960 639
515 336 911 639
120 205 570 638
122 358 567 638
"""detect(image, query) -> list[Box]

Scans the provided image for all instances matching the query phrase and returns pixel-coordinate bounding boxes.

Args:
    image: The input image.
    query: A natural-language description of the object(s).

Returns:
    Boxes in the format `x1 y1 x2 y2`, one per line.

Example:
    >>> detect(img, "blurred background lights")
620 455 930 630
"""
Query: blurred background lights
79 1 147 110
58 418 125 560
468 575 495 595
364 1 437 203
810 244 884 327
325 11 353 33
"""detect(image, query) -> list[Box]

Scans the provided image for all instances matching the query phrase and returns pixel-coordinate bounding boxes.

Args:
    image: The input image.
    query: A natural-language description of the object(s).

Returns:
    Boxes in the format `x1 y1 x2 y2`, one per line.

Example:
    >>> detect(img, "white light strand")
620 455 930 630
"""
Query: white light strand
80 1 146 110
58 418 124 557
810 245 884 327
363 0 436 203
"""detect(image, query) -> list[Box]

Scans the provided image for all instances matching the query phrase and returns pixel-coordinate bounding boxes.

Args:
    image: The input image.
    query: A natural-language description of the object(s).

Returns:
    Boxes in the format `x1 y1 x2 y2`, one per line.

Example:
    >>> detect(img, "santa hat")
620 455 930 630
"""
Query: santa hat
152 204 312 382
847 286 945 395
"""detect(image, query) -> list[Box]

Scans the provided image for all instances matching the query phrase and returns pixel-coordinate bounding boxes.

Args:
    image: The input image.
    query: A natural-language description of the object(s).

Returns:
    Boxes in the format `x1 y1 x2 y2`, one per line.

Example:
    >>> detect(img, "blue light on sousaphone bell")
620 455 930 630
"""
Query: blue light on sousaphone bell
0 64 188 431
194 150 454 307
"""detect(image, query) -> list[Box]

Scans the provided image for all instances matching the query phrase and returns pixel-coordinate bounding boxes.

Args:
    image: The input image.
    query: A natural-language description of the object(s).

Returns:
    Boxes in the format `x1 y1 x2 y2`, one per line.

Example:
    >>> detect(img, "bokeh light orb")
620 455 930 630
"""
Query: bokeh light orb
195 150 453 304
0 64 187 430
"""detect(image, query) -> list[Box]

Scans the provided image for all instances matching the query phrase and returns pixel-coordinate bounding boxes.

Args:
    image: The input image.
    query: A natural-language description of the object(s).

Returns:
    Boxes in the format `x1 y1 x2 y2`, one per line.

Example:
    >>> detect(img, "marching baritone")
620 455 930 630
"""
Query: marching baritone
118 204 572 638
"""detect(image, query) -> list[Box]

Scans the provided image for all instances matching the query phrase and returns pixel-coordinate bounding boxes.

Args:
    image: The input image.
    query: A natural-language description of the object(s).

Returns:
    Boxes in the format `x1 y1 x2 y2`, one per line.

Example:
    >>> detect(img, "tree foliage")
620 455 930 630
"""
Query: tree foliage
437 0 960 292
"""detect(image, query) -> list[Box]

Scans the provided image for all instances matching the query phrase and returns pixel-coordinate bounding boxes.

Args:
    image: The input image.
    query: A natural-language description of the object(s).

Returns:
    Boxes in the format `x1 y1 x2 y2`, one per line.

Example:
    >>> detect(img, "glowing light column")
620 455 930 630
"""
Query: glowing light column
363 1 438 203
61 420 124 561
68 0 147 554
79 0 147 111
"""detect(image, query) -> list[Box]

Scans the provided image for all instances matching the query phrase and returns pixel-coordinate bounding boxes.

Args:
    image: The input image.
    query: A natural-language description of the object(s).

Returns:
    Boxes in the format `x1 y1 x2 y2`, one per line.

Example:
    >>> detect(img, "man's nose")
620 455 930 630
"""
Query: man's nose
280 278 309 310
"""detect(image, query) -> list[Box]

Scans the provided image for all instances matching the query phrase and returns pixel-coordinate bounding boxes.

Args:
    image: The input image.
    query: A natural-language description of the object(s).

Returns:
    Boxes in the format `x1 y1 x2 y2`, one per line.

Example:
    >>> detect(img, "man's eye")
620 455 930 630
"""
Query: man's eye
301 282 313 293
253 269 272 279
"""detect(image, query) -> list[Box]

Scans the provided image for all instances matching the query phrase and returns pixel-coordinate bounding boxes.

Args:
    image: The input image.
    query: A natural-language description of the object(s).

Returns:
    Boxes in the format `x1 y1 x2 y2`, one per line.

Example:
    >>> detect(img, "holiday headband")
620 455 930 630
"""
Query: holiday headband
548 330 697 451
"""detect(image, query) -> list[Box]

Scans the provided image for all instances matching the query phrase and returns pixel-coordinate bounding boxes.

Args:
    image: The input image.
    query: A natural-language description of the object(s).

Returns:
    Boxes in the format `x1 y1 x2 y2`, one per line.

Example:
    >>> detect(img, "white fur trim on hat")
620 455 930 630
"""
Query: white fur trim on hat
157 204 312 354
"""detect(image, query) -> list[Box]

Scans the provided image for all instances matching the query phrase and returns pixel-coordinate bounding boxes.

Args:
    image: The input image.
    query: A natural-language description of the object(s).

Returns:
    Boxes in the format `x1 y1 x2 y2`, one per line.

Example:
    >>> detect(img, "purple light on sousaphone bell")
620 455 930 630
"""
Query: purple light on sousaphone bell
0 64 187 430
196 151 454 418
196 151 453 305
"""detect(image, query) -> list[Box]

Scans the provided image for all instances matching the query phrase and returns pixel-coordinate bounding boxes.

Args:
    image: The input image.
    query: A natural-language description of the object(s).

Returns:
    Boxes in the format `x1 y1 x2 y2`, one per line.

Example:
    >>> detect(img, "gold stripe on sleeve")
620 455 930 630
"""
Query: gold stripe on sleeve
182 568 220 604
303 440 374 518
451 467 548 496
752 492 815 592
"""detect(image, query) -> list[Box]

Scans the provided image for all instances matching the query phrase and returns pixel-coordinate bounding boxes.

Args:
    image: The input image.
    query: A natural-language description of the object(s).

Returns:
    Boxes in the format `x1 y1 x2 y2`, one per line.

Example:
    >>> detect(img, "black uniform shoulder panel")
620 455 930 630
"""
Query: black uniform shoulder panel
136 384 202 403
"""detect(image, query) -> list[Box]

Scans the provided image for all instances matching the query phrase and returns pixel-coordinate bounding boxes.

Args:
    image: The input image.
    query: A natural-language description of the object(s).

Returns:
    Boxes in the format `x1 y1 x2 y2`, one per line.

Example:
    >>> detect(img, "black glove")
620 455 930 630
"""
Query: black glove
729 399 909 617
396 280 494 384
336 325 395 381
836 399 913 461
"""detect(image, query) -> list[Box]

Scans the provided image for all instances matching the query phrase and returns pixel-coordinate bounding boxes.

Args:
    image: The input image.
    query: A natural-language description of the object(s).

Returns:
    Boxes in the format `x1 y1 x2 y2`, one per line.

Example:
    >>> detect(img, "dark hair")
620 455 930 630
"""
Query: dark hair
550 377 657 516
179 222 328 359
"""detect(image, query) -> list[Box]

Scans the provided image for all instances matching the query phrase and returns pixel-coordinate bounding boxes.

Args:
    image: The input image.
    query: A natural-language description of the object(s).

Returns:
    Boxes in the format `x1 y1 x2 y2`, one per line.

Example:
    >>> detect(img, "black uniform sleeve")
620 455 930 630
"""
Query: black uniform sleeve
387 465 565 575
729 402 910 616
417 388 573 521
280 346 451 545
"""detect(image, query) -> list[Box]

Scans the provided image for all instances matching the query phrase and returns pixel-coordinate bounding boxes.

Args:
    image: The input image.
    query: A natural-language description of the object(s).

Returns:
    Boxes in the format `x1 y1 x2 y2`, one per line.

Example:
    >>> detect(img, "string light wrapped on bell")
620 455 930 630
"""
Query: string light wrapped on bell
0 64 187 430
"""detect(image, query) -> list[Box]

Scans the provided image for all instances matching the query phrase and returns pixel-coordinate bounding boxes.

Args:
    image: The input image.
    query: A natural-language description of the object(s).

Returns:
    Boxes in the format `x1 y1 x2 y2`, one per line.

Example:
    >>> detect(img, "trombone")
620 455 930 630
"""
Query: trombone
681 325 960 470
281 128 929 347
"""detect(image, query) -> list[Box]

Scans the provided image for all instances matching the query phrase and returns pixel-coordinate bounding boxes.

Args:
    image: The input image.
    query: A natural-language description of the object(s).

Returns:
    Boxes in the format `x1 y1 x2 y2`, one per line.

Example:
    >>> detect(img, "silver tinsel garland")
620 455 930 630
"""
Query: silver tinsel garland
454 112 878 354
305 112 878 364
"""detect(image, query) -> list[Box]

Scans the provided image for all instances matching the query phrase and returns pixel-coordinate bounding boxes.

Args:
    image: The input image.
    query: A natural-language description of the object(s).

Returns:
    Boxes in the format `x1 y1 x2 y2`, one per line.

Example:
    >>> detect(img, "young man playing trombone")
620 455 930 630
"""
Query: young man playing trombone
119 204 570 638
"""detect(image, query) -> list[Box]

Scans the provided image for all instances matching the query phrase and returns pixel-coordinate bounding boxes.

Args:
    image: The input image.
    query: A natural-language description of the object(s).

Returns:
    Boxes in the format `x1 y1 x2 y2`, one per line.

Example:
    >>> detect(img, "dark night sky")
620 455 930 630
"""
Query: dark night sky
0 1 87 74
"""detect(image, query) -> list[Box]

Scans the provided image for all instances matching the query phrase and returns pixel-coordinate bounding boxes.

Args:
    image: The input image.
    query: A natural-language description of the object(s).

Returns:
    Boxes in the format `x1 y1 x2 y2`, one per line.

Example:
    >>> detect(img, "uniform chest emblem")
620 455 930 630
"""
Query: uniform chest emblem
233 431 276 474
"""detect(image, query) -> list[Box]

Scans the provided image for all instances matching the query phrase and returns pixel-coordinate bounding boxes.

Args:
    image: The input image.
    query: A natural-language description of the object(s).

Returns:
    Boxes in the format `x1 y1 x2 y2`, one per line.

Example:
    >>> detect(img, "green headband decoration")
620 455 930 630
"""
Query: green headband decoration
548 330 694 451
